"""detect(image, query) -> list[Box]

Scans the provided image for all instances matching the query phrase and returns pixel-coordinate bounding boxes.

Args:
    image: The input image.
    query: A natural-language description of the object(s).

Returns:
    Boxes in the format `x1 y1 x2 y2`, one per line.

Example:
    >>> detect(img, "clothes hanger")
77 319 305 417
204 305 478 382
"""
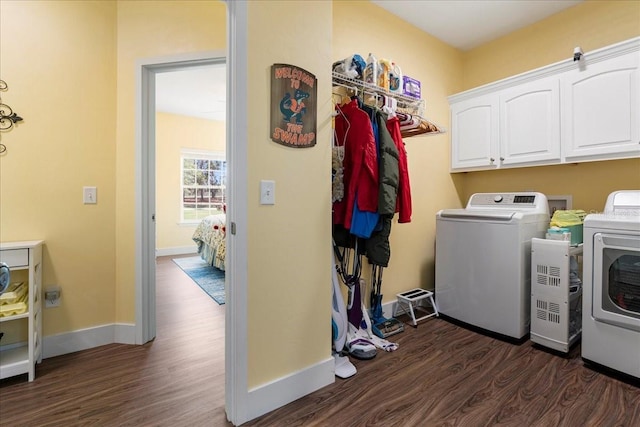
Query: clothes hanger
332 96 351 146
381 94 397 118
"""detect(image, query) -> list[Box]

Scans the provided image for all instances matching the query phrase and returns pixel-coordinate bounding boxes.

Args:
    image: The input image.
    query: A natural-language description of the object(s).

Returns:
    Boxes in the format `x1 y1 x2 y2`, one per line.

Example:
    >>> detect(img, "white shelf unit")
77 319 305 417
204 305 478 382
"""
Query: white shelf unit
0 240 44 381
332 71 426 116
530 238 583 353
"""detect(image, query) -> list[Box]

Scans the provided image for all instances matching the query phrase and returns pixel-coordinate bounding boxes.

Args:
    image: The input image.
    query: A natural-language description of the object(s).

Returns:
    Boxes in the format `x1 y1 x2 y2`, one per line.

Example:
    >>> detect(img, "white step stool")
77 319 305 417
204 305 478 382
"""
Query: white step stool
394 288 438 327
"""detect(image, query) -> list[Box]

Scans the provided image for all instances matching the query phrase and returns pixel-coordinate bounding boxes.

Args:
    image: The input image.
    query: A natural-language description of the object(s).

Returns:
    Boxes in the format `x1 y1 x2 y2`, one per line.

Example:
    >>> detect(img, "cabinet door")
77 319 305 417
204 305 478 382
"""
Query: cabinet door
500 77 561 167
450 94 499 171
561 51 640 162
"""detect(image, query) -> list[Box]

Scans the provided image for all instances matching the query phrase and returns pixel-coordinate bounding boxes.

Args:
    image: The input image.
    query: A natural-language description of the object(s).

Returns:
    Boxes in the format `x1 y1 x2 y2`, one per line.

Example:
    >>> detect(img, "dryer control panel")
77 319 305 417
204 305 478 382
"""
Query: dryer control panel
467 192 547 212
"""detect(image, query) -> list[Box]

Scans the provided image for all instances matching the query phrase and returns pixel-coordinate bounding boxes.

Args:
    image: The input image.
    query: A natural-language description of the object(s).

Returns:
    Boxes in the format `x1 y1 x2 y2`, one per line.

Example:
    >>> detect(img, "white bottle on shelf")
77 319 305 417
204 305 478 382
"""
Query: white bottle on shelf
389 62 403 94
364 52 378 85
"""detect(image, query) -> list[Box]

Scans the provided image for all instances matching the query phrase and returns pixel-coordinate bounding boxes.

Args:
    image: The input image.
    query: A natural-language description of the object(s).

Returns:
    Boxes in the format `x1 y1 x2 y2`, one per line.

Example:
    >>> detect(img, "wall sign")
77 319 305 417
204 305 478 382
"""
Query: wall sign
270 64 317 148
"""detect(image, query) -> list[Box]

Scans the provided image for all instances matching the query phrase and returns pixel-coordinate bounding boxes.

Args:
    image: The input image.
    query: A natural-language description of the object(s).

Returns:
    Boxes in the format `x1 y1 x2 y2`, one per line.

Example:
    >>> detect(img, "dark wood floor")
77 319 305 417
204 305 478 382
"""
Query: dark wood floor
0 255 230 426
1 257 639 426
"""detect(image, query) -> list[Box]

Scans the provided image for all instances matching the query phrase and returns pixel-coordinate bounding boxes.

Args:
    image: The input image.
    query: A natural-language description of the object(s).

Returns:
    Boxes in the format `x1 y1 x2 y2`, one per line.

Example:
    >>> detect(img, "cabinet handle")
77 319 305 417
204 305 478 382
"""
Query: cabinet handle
490 157 495 163
500 157 505 161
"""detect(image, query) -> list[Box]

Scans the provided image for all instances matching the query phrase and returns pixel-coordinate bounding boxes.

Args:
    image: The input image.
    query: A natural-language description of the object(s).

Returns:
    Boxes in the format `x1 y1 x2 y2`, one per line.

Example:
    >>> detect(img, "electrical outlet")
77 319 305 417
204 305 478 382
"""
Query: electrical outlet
44 286 61 308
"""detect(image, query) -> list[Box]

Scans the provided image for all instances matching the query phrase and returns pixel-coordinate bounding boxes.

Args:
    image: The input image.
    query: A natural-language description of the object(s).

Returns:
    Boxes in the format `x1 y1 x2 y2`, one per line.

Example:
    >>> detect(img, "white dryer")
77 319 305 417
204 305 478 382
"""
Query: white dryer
582 190 640 379
435 192 549 340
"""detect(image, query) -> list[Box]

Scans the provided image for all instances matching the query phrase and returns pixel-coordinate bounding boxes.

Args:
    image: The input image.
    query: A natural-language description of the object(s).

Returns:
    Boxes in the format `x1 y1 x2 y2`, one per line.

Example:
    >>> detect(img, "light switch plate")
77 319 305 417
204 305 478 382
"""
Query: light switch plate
260 180 275 205
83 186 97 204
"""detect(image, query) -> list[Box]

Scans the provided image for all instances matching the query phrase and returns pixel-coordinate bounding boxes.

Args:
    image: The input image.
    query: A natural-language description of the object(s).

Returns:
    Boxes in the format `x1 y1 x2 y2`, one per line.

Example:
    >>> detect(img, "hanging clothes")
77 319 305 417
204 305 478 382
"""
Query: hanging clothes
365 216 392 267
333 99 379 231
372 109 399 216
386 115 412 223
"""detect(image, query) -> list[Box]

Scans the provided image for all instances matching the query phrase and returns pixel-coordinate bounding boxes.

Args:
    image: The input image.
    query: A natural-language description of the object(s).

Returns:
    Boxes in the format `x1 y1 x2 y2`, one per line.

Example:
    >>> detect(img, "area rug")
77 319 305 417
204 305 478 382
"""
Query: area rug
172 256 225 305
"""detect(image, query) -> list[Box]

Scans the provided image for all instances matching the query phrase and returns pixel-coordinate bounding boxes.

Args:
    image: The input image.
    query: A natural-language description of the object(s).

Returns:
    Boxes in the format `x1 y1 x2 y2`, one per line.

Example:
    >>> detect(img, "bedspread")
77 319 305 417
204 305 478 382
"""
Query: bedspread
192 214 226 271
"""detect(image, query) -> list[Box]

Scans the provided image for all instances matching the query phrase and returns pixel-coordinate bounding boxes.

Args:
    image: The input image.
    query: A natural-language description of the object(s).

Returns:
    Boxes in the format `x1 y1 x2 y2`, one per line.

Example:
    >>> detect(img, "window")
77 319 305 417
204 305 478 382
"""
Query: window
181 149 226 222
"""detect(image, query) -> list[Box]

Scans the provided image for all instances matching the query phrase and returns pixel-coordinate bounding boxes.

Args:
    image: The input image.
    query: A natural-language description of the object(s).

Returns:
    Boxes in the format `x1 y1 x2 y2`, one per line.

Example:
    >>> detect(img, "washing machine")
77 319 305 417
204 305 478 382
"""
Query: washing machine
435 192 549 340
582 190 640 379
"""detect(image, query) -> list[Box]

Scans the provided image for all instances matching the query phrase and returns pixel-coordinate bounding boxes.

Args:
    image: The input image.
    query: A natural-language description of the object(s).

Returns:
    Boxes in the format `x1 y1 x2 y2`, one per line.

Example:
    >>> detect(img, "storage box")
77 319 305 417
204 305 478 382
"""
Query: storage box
547 227 571 241
566 224 583 246
402 76 421 99
546 225 582 245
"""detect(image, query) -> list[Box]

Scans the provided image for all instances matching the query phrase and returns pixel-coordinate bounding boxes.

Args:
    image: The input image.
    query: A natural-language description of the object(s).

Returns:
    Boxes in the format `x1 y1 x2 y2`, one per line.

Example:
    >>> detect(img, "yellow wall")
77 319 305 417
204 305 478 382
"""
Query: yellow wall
333 1 464 298
0 0 226 333
245 0 333 388
115 0 226 322
463 1 640 89
459 1 640 209
2 0 639 404
0 1 117 336
155 112 225 250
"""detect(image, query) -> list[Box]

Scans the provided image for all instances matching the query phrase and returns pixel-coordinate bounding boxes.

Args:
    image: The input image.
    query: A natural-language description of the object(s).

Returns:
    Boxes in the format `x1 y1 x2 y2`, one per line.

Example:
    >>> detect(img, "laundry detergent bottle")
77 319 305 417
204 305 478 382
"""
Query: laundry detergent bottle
378 59 392 91
389 62 403 94
364 52 378 85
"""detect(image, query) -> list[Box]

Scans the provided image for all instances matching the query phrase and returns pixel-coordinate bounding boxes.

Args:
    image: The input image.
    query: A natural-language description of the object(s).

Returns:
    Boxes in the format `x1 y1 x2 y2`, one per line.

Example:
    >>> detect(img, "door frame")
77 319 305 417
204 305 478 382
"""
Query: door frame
135 50 250 423
135 2 250 424
135 51 226 345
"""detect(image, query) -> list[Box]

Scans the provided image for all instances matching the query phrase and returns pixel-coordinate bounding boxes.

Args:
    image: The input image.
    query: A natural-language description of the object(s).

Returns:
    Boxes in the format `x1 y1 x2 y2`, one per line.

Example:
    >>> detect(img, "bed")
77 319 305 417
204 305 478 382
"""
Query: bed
192 214 226 271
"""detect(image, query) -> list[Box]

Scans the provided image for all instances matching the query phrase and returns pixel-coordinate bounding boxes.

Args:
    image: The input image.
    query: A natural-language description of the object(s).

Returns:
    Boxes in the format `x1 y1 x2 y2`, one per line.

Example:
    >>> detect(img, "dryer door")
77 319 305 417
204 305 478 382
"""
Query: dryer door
592 233 640 331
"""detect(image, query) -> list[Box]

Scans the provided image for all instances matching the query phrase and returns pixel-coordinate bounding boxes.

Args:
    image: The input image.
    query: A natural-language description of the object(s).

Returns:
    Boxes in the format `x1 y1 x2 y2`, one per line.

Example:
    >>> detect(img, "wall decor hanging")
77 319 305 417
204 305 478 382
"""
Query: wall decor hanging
270 64 317 148
0 79 24 154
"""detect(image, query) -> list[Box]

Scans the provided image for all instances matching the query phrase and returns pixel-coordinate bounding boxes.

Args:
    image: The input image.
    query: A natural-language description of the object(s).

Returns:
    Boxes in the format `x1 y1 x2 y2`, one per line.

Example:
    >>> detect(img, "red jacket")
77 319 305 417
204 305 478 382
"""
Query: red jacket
333 100 379 230
386 116 412 223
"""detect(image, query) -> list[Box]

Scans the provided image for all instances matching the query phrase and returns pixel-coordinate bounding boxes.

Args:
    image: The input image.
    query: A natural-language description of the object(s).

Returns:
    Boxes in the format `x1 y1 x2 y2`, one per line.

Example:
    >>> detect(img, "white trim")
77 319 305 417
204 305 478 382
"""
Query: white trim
42 323 136 359
135 62 156 346
115 323 137 345
155 246 198 257
449 37 640 103
246 358 335 422
225 0 249 424
181 148 225 159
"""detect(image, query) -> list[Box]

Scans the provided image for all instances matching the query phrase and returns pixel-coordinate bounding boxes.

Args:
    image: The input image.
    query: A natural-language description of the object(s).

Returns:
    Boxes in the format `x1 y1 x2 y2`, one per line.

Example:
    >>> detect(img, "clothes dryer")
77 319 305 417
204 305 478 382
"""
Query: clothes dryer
582 190 640 379
435 192 549 340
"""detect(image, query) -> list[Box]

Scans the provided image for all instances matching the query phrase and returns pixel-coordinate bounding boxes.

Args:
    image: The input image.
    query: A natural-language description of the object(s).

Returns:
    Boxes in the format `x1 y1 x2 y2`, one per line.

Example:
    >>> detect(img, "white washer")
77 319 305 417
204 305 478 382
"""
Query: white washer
582 190 640 379
435 192 549 340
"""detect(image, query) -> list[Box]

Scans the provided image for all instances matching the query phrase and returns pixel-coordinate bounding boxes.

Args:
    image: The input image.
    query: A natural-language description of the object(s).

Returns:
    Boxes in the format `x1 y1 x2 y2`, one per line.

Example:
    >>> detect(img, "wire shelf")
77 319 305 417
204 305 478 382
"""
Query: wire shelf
332 71 425 117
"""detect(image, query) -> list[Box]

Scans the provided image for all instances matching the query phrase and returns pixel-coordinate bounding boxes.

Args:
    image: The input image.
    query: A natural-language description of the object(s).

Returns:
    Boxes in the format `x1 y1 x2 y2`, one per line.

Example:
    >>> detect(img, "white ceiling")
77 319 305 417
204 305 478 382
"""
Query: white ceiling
155 63 226 121
155 0 583 120
371 0 584 51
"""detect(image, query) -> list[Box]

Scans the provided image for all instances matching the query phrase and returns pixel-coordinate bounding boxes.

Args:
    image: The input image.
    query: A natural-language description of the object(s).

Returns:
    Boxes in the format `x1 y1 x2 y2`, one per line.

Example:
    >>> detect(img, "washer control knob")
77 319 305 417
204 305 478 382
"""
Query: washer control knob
494 195 503 203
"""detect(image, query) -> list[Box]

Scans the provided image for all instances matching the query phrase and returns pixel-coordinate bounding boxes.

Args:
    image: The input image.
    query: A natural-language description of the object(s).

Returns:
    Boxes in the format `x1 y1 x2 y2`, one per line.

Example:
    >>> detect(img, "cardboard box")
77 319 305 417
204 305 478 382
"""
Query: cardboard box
402 76 421 99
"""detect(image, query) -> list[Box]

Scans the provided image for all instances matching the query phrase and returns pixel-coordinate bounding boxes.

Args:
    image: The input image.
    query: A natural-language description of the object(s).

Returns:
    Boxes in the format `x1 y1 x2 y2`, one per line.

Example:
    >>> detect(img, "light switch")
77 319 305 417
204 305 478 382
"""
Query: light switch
83 186 97 204
260 180 275 205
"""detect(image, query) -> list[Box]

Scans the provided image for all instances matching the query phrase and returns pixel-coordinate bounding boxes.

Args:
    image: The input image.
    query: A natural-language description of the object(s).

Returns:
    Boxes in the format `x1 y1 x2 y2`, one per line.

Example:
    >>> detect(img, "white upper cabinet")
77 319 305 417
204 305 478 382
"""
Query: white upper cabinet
451 93 499 170
449 37 640 172
500 76 561 167
561 51 640 162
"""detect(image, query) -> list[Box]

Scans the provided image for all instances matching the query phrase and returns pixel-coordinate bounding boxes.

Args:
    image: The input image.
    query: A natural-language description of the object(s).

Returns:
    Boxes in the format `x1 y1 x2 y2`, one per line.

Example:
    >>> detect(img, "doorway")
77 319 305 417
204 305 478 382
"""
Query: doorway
136 53 226 343
136 4 250 425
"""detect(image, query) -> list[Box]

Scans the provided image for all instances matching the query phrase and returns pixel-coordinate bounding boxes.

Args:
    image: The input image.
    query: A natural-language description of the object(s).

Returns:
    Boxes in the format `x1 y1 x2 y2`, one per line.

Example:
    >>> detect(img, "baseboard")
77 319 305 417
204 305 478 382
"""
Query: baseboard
382 299 396 319
43 323 136 359
245 356 334 422
155 246 198 257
